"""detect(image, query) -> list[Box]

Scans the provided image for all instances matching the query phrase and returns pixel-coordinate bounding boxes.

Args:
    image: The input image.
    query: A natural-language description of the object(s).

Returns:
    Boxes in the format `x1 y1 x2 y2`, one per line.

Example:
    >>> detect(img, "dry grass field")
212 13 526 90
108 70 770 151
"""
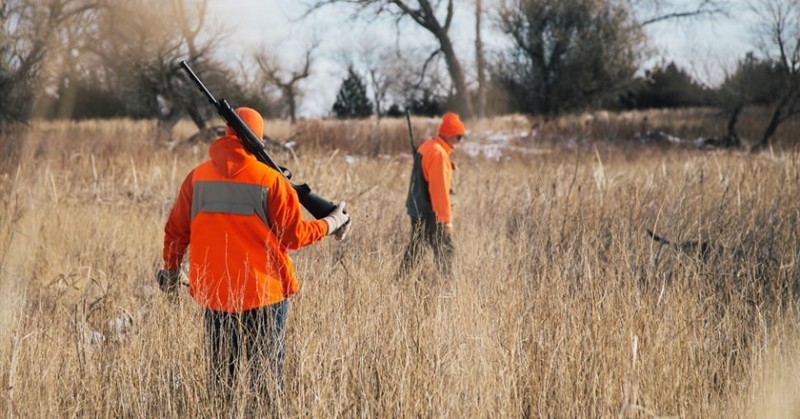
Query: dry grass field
1 110 800 417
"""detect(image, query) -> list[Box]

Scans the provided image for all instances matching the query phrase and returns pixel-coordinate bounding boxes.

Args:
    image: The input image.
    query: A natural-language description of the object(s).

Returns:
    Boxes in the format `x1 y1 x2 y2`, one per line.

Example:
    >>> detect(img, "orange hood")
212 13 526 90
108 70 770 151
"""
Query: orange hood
209 136 256 178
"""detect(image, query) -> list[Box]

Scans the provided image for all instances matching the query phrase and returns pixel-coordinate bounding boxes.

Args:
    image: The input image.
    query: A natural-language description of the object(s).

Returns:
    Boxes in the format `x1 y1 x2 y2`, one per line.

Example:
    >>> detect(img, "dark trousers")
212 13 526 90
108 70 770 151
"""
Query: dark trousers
204 299 288 401
399 216 455 278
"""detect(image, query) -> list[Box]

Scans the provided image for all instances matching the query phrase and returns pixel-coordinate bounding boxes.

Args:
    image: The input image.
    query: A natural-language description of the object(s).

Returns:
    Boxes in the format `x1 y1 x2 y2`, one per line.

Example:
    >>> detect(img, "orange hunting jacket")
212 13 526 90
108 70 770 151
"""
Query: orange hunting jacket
405 136 454 223
163 136 328 312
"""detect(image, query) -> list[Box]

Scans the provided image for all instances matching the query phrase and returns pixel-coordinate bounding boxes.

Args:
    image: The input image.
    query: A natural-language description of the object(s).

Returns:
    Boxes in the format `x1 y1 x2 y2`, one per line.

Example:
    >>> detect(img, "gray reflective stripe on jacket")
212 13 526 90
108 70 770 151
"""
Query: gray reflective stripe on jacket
191 180 270 227
406 151 434 218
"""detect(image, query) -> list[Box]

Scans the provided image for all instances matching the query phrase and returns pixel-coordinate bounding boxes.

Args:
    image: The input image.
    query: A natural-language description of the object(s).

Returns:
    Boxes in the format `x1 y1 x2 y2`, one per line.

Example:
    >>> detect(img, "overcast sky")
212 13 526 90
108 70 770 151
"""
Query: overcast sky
205 0 757 117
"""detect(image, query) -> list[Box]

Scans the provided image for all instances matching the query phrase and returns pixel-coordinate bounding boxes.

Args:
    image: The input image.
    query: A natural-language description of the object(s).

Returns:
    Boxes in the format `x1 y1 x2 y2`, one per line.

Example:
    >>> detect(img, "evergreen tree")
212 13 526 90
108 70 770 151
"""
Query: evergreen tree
718 52 782 106
622 62 712 109
407 89 444 117
332 67 373 118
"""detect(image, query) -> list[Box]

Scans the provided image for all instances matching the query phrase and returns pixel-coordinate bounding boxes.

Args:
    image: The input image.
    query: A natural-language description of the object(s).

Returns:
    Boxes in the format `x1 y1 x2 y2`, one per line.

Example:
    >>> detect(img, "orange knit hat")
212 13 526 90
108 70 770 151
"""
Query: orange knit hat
225 107 264 139
438 112 466 137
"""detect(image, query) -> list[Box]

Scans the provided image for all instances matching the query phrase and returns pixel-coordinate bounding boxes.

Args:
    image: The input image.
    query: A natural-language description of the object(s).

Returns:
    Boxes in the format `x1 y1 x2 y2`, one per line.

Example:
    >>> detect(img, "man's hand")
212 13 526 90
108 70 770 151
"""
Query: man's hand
335 218 351 241
156 269 180 302
324 201 351 241
441 222 453 237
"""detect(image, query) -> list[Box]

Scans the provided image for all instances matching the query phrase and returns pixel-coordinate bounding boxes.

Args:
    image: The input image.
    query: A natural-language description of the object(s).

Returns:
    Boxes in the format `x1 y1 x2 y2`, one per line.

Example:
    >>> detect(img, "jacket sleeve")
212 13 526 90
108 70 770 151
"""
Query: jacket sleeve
423 149 452 223
163 171 194 270
267 174 328 250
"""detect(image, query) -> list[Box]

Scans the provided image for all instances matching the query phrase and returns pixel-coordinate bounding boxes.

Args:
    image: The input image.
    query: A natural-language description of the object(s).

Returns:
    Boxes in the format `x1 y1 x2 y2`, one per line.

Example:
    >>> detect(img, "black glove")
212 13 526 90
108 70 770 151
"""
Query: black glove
156 269 180 301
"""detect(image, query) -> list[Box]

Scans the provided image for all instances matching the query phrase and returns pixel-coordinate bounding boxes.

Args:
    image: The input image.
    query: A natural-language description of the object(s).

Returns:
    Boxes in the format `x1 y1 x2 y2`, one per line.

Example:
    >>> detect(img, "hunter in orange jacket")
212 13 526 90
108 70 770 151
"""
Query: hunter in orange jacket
158 107 350 396
162 112 338 311
406 134 455 222
400 112 465 278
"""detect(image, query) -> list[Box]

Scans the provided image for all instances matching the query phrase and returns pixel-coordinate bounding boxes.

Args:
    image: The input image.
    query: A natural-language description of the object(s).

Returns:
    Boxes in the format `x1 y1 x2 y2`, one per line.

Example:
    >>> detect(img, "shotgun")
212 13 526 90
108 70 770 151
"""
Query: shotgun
405 110 417 153
180 60 336 219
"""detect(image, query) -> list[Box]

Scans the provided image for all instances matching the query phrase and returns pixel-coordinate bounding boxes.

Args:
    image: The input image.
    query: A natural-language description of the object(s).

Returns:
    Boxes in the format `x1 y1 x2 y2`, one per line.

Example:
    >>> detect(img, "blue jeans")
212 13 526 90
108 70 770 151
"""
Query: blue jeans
204 299 288 398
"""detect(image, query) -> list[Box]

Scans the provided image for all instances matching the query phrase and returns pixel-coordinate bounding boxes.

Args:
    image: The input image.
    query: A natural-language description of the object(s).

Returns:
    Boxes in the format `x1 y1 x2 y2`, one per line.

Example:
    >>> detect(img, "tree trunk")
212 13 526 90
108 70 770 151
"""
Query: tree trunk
724 104 741 148
186 104 207 131
286 86 298 124
370 69 383 118
751 98 787 153
156 117 180 144
436 28 473 119
474 0 486 118
309 0 472 118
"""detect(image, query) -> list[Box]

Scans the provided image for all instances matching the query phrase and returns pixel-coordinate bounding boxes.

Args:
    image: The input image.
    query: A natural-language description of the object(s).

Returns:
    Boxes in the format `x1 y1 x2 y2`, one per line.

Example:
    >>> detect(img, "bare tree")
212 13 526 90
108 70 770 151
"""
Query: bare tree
337 39 397 117
356 42 393 117
366 56 391 117
255 43 317 123
475 0 487 118
747 0 800 152
91 0 225 142
0 0 98 127
494 0 731 115
308 0 474 118
698 52 783 149
39 1 105 119
496 0 646 114
379 46 450 114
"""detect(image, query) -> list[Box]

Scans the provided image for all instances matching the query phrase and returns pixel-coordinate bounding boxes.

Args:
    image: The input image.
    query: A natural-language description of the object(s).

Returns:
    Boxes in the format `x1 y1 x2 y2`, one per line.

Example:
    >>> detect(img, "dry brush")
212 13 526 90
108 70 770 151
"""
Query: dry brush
1 116 799 417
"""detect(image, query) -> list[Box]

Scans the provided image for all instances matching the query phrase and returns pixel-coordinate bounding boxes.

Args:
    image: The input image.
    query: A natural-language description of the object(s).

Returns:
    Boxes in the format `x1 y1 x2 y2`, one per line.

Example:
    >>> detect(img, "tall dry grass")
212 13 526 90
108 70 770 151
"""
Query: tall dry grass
1 112 800 417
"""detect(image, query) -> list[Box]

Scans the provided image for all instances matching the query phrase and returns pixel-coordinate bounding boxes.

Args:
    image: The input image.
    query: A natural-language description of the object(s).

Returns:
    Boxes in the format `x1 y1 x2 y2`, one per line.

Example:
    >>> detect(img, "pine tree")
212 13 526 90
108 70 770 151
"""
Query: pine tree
332 67 373 118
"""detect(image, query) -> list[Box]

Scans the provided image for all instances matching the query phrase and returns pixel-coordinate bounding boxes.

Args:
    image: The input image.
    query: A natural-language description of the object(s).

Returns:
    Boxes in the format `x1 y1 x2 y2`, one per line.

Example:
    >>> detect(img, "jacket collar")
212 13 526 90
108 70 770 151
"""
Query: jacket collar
434 135 453 153
209 135 257 177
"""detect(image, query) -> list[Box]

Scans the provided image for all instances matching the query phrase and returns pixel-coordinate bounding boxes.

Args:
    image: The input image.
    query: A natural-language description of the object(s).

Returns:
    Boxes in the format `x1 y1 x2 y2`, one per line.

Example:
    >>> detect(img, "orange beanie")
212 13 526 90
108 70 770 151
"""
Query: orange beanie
225 107 264 139
438 112 466 137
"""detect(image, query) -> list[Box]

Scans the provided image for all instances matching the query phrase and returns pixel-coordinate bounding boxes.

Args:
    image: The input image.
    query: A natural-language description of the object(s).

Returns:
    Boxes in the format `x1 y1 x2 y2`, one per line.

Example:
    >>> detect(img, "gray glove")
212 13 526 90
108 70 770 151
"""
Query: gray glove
323 201 350 241
156 269 180 301
335 215 351 241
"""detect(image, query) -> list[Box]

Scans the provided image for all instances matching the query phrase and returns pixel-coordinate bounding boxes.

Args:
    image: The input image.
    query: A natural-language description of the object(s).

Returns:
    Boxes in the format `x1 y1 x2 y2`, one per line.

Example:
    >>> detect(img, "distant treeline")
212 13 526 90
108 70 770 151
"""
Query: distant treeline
2 0 798 151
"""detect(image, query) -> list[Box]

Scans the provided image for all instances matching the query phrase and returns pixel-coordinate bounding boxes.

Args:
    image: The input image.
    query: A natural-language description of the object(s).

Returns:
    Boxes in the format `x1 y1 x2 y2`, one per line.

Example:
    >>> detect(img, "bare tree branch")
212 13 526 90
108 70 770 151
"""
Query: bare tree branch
305 0 473 117
639 0 729 26
255 41 319 122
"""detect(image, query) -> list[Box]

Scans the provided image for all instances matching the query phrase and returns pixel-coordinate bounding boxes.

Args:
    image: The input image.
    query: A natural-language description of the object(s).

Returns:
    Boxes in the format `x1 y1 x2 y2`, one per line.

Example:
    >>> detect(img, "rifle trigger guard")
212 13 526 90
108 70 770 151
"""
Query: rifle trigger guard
279 166 292 180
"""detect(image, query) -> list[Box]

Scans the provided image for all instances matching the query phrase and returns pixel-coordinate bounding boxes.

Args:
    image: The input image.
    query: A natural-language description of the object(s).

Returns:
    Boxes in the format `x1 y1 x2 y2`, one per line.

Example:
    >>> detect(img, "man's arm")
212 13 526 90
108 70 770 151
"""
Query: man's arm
163 172 194 269
424 151 453 223
266 175 329 250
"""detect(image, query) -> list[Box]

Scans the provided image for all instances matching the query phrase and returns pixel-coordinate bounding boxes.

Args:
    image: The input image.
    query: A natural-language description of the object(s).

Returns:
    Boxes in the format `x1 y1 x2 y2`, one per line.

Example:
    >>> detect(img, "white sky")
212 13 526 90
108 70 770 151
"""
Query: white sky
205 0 757 117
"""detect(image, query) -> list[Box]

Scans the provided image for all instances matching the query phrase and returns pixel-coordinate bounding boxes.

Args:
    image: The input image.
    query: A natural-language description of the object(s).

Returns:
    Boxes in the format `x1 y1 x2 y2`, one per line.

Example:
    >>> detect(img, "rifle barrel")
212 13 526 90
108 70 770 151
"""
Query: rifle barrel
179 60 337 219
405 110 416 152
179 61 217 106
